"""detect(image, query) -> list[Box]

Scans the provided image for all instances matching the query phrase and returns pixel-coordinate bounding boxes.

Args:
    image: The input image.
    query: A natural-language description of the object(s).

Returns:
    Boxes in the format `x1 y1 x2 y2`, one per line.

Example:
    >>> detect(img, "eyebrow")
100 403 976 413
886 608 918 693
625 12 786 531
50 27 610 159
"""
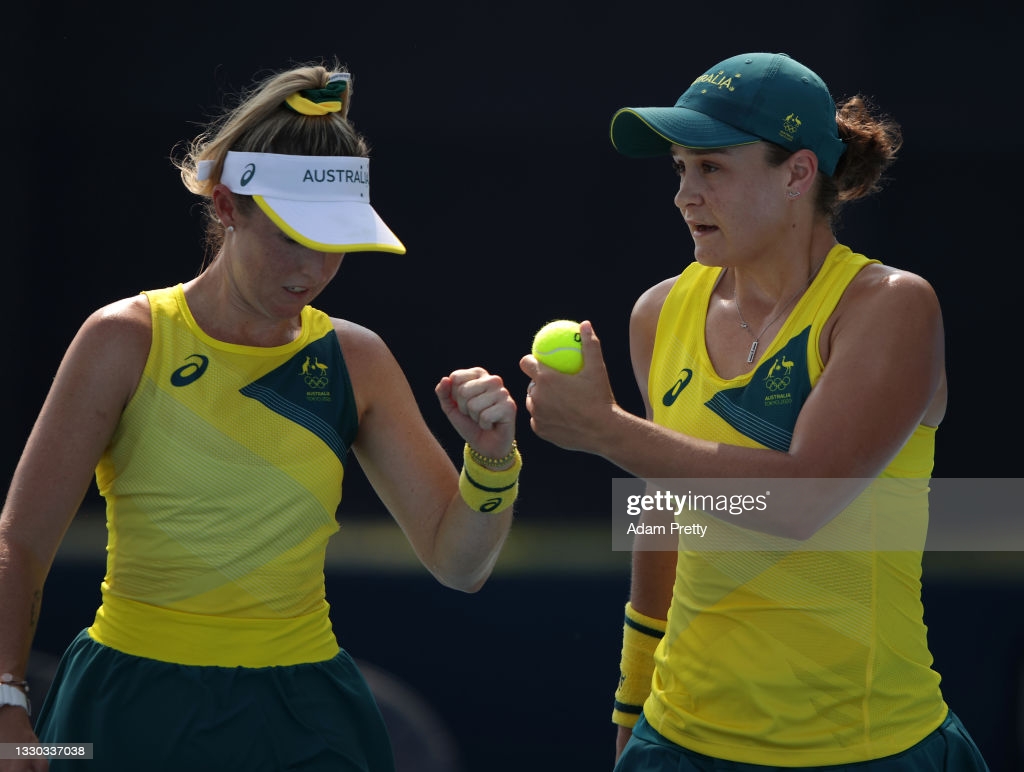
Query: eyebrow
672 146 734 156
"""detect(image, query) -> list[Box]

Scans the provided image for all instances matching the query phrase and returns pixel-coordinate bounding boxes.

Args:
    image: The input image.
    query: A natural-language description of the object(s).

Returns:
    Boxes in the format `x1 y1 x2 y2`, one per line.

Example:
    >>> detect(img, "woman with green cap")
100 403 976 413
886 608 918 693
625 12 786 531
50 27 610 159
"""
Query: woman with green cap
521 52 989 770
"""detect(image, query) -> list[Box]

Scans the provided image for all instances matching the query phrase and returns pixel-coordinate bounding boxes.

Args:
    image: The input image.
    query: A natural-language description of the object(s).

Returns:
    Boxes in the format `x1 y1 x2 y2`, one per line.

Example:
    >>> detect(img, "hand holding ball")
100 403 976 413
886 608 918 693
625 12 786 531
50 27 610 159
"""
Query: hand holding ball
532 320 583 374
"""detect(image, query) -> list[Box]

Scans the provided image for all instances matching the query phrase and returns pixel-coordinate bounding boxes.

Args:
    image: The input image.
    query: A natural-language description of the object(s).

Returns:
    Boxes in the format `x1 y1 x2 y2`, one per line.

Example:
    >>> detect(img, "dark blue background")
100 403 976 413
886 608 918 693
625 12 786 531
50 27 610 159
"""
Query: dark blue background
8 1 1022 769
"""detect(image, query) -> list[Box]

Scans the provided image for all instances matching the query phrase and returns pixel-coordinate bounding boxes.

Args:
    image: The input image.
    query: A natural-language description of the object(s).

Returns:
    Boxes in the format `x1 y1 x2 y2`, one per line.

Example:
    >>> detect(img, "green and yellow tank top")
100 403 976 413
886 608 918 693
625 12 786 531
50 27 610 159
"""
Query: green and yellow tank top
89 284 357 667
644 244 947 764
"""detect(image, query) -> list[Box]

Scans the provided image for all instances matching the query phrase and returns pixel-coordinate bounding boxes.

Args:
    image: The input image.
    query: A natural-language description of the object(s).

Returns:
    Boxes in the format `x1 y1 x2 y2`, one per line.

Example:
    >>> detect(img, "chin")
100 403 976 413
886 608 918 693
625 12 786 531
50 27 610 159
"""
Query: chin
692 249 726 268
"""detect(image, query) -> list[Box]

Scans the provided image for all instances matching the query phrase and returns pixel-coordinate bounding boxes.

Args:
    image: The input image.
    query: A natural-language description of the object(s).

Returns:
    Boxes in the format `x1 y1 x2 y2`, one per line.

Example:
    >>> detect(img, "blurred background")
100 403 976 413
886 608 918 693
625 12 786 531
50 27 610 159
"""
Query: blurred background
8 1 1023 769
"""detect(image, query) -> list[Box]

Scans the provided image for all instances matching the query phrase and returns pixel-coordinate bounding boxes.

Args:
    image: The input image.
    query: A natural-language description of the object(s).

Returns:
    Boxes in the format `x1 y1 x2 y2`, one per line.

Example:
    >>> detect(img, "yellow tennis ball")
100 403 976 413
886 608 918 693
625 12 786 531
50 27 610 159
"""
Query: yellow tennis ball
532 320 583 374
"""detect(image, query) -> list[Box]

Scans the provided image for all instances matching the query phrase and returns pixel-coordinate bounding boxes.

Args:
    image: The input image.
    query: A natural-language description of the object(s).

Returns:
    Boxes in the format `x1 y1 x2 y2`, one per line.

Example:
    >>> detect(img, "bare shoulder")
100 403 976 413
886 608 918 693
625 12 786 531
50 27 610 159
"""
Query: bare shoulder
331 317 392 366
44 294 154 415
632 275 680 328
633 275 679 315
330 318 405 405
823 262 945 424
329 318 419 436
827 263 942 346
76 294 153 357
629 276 680 415
845 263 940 313
631 274 681 348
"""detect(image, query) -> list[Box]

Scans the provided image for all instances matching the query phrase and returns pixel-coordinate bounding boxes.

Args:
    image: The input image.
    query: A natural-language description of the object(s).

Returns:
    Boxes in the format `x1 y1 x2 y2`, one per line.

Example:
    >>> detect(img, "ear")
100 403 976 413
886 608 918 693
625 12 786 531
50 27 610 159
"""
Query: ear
211 184 239 229
786 149 819 197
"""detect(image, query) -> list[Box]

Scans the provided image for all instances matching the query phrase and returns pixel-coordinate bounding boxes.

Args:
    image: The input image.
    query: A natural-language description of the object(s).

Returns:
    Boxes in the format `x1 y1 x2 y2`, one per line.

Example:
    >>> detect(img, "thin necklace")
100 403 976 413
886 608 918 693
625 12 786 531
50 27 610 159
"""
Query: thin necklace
733 257 826 364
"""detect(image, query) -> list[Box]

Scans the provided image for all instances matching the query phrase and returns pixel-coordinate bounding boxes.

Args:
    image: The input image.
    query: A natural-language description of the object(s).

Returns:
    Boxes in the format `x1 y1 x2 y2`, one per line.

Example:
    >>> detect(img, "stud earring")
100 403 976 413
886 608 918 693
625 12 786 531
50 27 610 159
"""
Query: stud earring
226 225 235 233
786 190 801 199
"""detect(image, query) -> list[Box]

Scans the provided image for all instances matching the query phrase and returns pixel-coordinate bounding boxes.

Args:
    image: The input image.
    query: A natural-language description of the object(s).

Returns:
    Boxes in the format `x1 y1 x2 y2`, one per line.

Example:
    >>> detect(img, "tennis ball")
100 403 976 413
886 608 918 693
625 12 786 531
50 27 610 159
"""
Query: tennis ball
532 320 583 374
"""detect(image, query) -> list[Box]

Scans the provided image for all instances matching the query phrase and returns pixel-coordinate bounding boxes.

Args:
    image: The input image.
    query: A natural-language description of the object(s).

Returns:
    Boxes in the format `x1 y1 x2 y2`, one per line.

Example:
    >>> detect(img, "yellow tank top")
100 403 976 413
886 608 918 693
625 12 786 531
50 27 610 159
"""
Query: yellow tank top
645 244 947 764
89 285 357 667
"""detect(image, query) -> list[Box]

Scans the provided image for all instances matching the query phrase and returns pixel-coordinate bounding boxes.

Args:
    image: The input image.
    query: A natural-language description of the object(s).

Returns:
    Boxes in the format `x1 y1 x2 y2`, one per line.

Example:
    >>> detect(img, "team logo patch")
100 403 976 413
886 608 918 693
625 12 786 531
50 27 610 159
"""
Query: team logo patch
238 331 355 464
302 355 330 392
780 113 802 142
704 327 812 451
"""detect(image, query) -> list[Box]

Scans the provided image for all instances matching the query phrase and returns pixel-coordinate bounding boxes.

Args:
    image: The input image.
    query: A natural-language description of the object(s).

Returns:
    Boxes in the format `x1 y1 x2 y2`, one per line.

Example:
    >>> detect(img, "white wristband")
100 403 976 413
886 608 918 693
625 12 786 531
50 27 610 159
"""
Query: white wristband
0 682 30 716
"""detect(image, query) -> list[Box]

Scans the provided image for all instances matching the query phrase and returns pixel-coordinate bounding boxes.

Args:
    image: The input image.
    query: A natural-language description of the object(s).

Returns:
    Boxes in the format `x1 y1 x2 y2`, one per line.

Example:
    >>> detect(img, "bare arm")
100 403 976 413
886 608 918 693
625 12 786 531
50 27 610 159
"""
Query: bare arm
614 279 679 761
623 277 679 621
0 298 150 761
340 322 516 592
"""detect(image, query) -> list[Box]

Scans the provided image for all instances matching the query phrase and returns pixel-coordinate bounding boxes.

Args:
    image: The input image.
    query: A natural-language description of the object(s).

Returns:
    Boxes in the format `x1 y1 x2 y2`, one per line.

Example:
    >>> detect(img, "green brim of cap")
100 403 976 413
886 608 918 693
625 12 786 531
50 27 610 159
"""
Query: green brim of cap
610 107 761 157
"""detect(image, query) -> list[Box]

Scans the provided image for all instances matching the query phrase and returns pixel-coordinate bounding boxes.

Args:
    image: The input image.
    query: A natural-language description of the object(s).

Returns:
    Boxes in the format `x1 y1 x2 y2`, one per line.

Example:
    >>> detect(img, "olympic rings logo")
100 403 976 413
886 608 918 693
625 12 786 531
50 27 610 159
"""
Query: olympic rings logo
763 376 790 392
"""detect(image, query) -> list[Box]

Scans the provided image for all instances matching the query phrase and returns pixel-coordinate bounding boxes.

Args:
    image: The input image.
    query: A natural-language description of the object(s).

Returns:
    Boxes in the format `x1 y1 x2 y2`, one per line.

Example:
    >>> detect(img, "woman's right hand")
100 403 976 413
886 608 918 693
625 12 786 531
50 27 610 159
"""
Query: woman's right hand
0 707 48 771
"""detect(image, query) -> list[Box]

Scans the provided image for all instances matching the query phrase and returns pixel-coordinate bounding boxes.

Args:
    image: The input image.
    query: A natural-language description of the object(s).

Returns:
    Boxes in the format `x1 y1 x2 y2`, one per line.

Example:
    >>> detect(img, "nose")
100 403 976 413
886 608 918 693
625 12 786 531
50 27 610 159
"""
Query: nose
301 250 344 283
673 174 701 211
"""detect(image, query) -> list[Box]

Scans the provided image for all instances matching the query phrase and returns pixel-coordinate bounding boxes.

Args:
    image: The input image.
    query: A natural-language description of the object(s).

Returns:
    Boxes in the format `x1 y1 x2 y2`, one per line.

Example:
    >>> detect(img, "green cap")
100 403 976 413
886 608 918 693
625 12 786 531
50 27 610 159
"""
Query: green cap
610 53 846 175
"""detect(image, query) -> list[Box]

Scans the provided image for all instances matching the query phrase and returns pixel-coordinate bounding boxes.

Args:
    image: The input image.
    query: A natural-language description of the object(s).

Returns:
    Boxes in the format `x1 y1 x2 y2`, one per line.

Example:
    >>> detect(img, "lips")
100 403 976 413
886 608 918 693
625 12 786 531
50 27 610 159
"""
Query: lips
689 223 719 236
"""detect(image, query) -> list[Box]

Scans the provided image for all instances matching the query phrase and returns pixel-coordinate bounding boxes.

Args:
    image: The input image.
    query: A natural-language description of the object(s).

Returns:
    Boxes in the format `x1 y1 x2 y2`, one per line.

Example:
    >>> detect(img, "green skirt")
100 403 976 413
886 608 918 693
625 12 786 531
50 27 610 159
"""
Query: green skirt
615 712 990 771
35 629 395 771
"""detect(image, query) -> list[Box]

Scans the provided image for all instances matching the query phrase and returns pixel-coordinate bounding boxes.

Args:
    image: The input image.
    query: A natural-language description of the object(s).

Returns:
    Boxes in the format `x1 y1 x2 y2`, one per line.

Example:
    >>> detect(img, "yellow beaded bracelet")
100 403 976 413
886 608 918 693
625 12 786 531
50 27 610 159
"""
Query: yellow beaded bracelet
467 440 519 470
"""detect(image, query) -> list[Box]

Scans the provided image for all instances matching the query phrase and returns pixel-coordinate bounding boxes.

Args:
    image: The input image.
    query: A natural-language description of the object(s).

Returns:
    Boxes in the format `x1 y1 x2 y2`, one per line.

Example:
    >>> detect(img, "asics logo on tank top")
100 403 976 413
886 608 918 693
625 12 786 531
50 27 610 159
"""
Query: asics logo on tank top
662 369 693 406
170 354 210 387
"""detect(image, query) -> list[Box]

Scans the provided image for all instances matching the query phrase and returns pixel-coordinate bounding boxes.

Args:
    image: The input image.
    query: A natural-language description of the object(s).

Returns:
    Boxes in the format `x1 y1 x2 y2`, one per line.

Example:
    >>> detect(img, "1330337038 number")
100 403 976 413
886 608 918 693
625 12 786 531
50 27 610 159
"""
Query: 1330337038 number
0 743 93 759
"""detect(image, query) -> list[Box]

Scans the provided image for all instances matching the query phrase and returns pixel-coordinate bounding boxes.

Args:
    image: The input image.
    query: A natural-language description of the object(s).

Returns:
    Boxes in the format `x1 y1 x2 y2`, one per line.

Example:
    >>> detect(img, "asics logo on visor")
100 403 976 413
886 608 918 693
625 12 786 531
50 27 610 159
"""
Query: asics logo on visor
240 164 256 186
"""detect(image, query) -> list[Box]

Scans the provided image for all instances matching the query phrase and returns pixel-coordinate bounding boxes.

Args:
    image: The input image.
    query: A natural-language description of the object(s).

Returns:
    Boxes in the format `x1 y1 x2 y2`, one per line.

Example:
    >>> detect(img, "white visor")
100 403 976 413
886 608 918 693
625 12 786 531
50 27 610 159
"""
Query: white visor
207 151 405 254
